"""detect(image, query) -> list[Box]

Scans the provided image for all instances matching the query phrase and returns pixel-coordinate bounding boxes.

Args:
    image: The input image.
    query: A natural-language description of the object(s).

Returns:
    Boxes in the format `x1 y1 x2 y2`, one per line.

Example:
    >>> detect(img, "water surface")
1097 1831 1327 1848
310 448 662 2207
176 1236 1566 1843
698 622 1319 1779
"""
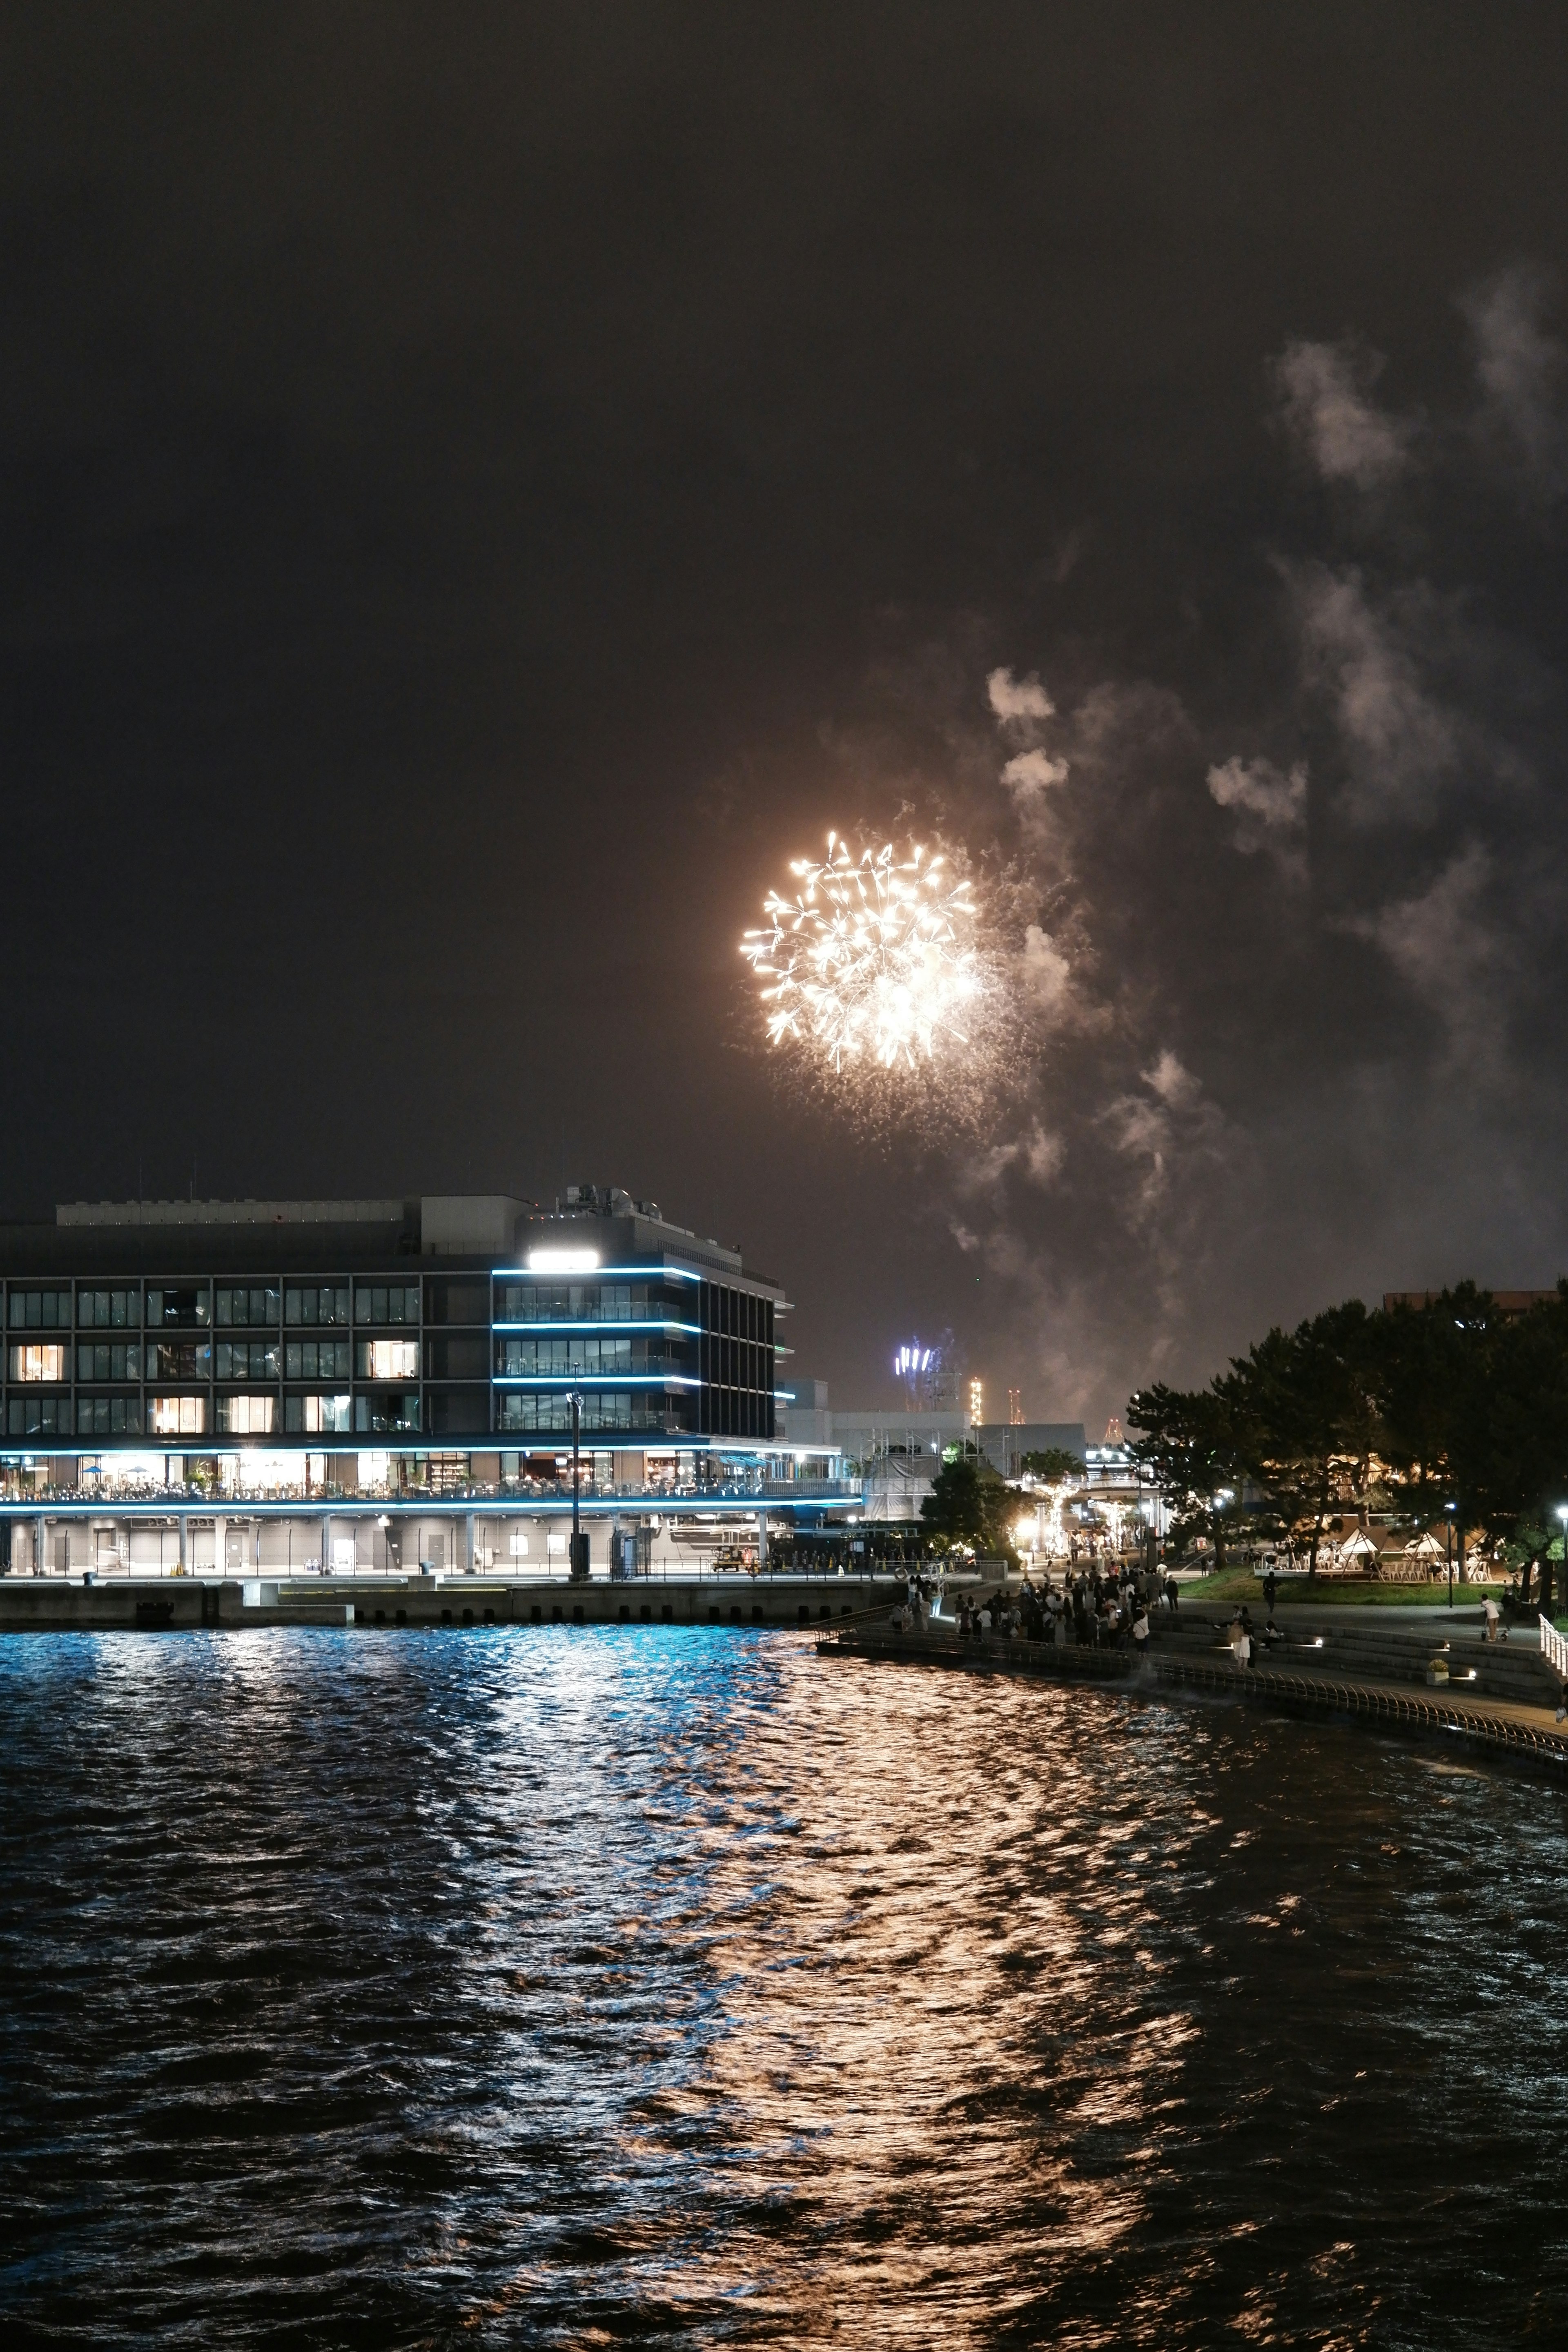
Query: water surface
1 1625 1564 2347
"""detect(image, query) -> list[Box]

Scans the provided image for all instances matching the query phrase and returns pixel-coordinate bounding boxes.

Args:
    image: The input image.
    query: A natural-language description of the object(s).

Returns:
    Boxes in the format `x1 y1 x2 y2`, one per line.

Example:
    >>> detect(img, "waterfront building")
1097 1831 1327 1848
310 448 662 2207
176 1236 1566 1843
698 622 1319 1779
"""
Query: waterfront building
0 1189 852 1574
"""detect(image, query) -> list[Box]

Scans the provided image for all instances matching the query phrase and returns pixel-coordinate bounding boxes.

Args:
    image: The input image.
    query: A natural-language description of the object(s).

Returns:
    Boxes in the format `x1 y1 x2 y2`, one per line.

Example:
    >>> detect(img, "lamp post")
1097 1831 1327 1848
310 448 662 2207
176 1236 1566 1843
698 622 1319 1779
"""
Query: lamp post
1555 1506 1568 1618
1445 1501 1457 1610
568 1392 590 1582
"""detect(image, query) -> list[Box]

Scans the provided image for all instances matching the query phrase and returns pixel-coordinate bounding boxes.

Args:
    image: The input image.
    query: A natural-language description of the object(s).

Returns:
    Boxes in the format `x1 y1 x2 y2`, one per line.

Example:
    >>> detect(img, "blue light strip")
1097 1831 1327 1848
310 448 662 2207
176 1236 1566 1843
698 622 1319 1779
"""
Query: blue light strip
494 1374 701 1389
491 1263 705 1283
0 1495 853 1519
492 1319 701 1336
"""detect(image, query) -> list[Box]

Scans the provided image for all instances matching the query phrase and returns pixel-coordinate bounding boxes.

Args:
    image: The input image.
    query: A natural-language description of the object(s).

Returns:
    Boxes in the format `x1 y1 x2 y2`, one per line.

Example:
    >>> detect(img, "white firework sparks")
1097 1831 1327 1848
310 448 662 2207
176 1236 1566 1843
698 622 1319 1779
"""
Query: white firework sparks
741 833 991 1079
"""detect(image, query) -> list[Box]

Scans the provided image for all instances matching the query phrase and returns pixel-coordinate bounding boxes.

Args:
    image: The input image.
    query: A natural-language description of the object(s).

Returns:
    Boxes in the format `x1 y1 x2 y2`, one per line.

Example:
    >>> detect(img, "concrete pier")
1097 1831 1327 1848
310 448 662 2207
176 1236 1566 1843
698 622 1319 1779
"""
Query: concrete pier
0 1569 901 1634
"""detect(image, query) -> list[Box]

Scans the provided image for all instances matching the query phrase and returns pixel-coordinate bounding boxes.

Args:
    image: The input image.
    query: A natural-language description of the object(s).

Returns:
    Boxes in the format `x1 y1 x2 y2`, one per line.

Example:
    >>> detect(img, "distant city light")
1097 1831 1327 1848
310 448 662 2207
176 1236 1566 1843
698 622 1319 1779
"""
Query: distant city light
969 1376 983 1425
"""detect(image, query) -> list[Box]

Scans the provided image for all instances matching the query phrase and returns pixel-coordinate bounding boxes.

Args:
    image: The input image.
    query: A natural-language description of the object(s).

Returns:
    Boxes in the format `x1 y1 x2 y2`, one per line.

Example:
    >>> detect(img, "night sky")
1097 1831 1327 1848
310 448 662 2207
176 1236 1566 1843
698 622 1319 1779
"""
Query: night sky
4 7 1567 1426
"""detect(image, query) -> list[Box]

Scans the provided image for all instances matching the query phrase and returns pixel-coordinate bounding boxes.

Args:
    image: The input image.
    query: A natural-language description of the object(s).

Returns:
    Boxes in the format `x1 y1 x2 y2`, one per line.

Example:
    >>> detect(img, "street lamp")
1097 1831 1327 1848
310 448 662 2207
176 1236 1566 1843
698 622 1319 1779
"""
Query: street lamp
1445 1501 1457 1610
568 1392 590 1582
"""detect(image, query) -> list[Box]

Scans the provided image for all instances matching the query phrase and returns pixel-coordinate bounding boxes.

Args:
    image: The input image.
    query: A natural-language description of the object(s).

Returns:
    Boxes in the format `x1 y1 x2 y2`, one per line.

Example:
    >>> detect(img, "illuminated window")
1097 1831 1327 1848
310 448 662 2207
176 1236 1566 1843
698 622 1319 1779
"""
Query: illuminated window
10 1344 67 1382
284 1393 351 1433
150 1395 207 1436
218 1394 276 1435
356 1338 419 1380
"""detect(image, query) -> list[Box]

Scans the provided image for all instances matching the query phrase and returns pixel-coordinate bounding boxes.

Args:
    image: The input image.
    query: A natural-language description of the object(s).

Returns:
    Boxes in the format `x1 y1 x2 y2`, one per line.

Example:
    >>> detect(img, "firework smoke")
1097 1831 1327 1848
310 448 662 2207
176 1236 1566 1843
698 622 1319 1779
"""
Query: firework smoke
741 833 1016 1131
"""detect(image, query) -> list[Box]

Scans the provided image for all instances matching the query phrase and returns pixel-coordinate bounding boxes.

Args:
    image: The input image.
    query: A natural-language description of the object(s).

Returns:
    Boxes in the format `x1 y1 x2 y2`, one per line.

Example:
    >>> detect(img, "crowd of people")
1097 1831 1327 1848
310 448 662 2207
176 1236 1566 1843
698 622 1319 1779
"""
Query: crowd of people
947 1560 1175 1652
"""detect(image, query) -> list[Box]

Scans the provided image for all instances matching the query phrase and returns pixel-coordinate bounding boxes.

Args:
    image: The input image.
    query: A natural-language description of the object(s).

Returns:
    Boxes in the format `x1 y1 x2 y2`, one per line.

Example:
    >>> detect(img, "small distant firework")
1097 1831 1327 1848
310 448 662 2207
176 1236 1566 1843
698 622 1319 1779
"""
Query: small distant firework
742 833 994 1098
894 1334 958 1410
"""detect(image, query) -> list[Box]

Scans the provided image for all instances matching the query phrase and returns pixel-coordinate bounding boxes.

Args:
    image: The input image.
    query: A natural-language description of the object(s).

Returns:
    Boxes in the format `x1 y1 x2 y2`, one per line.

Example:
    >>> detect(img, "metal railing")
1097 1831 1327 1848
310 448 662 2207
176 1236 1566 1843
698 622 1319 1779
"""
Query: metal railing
1541 1613 1568 1679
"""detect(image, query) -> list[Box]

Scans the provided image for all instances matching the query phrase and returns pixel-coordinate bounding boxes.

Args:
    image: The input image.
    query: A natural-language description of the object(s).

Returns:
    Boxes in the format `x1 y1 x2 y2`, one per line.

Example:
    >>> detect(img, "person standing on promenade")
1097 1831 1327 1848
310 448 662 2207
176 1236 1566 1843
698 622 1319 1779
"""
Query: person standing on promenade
1483 1593 1501 1644
1263 1567 1277 1625
1165 1570 1179 1615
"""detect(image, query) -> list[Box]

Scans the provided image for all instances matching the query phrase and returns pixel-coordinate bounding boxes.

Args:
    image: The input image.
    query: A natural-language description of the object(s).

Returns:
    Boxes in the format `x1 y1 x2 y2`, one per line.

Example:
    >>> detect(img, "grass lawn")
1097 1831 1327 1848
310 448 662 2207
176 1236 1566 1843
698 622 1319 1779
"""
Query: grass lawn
1179 1568 1505 1608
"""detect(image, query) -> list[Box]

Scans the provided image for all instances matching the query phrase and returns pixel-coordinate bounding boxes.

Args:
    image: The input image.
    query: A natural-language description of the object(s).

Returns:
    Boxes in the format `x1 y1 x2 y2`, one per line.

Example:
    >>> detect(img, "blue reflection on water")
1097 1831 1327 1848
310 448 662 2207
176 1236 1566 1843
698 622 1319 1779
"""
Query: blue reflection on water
1 1624 1567 2346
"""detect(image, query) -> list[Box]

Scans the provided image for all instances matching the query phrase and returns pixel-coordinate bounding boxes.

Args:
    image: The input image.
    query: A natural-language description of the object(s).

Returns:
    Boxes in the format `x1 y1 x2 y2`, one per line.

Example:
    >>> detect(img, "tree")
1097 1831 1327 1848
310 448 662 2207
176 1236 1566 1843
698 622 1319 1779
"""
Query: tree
922 1446 1020 1560
1018 1447 1082 1484
921 1452 987 1541
1457 1292 1568 1612
1227 1302 1379 1579
1126 1383 1245 1569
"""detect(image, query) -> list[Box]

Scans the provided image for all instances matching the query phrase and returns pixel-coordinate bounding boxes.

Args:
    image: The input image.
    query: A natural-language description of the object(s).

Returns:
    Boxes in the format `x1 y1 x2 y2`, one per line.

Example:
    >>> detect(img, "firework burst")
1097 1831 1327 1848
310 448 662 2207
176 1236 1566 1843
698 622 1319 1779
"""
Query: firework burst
742 833 1011 1127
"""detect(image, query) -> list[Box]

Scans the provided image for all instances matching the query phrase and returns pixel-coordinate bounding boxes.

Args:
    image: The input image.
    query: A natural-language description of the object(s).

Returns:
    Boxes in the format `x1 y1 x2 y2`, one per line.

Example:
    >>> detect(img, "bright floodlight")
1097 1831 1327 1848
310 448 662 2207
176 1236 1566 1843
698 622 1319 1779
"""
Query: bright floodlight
742 833 984 1074
527 1248 601 1274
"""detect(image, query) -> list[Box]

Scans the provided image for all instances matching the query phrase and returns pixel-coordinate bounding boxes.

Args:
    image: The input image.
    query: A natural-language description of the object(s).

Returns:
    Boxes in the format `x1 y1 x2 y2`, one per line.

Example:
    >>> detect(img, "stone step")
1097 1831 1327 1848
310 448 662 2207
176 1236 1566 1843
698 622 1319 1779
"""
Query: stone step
1152 1620 1557 1704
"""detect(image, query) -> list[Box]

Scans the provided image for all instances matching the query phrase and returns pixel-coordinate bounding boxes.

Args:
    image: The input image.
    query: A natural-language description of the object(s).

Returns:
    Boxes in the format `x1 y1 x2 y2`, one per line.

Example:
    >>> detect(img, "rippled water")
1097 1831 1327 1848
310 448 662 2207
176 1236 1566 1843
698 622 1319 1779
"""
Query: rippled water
2 1626 1567 2347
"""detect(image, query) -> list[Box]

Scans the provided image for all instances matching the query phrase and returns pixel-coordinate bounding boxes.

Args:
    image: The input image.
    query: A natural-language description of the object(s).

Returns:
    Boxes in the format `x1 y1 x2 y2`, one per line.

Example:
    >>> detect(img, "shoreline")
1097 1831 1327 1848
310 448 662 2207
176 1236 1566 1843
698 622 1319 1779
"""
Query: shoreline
817 1621 1568 1783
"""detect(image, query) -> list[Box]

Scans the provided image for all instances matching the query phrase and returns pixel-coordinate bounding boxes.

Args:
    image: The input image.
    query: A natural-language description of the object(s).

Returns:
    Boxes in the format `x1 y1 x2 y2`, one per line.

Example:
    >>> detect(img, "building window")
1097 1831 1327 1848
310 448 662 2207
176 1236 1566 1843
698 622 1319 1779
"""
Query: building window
77 1396 143 1436
497 1336 640 1375
214 1287 281 1327
216 1340 280 1381
494 1282 662 1324
354 1284 421 1326
219 1394 277 1434
497 1390 643 1433
285 1285 350 1327
147 1287 210 1328
283 1393 351 1434
9 1290 72 1329
76 1343 143 1382
7 1395 71 1436
284 1338 350 1380
10 1343 68 1382
148 1339 211 1383
149 1395 207 1436
356 1337 419 1380
78 1288 141 1329
353 1390 421 1435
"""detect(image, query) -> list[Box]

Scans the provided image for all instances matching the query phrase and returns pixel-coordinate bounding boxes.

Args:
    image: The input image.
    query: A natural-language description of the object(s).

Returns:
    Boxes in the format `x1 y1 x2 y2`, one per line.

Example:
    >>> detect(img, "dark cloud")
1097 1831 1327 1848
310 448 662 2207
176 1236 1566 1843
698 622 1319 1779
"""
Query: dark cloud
1 4 1566 1423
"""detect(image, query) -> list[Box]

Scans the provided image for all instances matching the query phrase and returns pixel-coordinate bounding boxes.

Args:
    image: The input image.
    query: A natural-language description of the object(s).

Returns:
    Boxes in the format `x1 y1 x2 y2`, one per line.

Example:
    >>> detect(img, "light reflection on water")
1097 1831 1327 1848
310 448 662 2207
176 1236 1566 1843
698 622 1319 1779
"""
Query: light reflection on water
2 1625 1567 2348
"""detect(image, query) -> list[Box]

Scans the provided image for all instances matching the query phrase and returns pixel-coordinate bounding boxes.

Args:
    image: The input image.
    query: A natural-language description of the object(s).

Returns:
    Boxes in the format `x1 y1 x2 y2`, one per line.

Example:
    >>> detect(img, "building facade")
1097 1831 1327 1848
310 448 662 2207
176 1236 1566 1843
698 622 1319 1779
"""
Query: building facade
0 1189 850 1571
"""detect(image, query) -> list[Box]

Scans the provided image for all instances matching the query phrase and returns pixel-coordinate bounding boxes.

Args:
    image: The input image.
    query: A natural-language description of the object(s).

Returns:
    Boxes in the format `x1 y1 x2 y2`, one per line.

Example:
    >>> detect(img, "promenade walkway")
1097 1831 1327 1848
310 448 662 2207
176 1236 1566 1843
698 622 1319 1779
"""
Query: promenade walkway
815 1618 1568 1779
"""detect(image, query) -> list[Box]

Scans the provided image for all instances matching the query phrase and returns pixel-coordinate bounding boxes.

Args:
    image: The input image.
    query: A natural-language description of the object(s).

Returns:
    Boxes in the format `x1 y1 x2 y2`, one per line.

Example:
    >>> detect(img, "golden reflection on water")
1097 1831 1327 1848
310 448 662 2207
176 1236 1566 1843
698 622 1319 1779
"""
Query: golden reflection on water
3 1625 1568 2347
